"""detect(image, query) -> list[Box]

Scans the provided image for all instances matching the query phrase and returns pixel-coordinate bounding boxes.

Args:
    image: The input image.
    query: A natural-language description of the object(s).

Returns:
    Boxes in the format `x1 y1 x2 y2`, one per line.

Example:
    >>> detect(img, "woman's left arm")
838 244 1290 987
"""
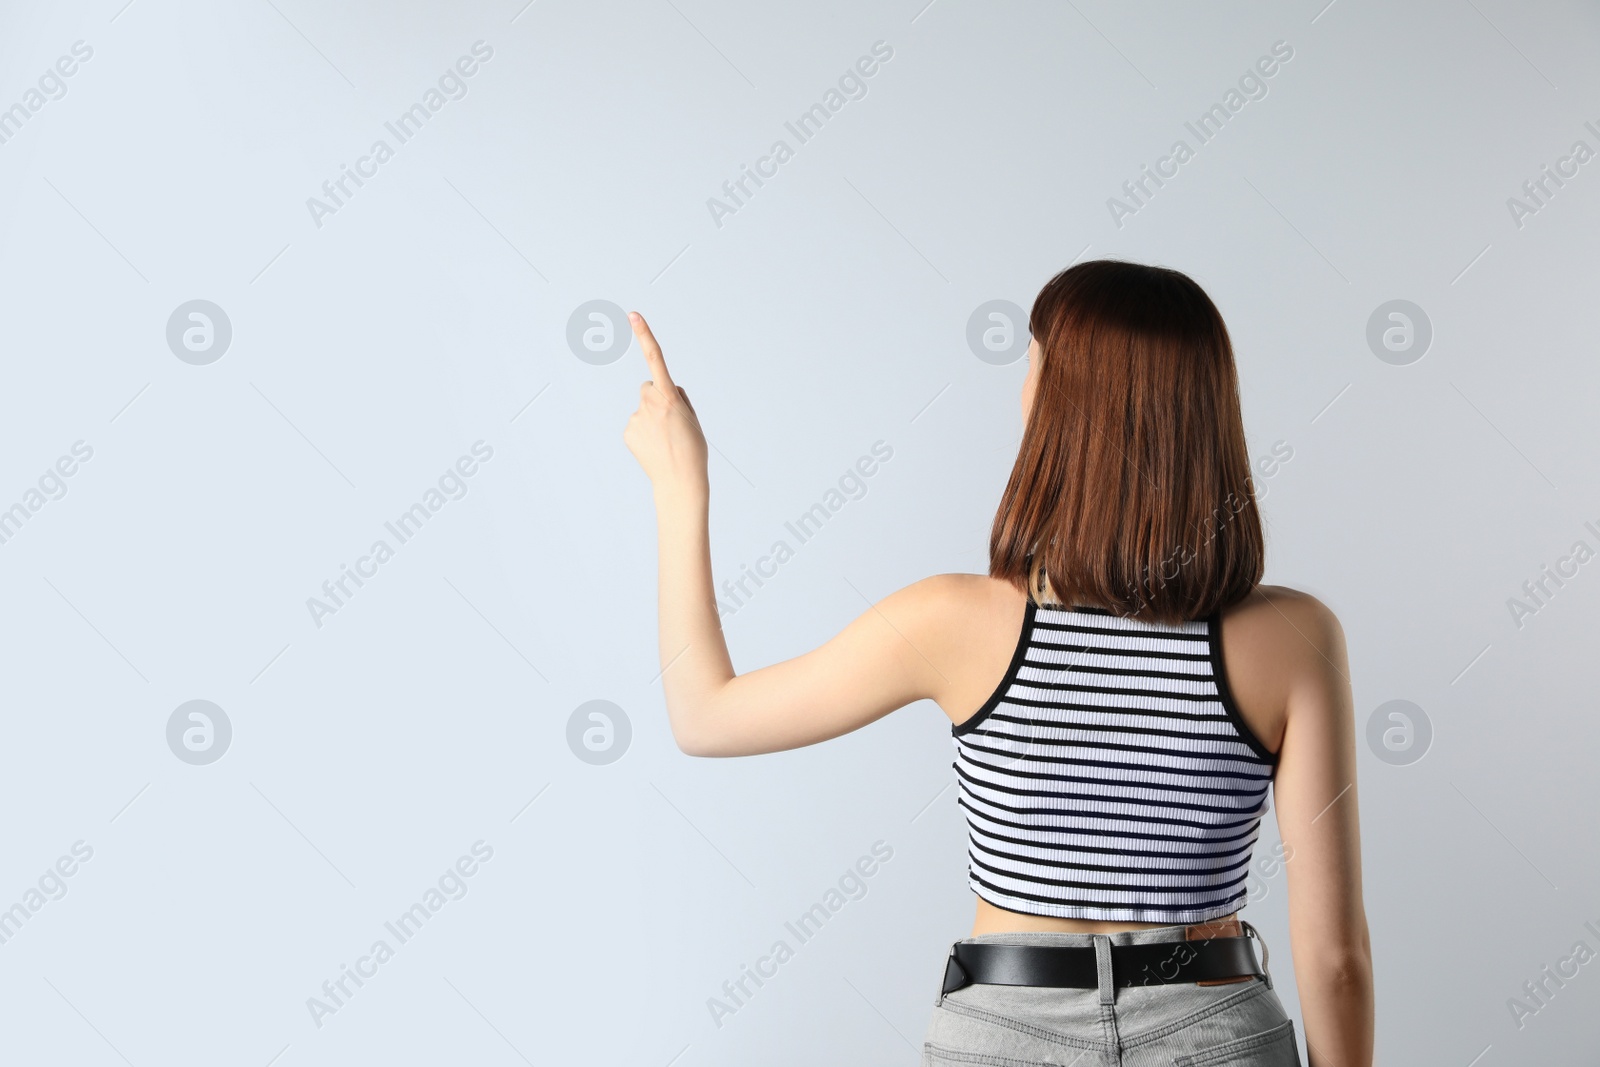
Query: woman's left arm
623 312 952 757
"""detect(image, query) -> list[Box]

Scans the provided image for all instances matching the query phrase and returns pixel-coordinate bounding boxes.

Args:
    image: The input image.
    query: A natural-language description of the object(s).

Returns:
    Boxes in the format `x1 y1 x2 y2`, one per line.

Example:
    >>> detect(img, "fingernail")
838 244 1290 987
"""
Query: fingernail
628 311 641 322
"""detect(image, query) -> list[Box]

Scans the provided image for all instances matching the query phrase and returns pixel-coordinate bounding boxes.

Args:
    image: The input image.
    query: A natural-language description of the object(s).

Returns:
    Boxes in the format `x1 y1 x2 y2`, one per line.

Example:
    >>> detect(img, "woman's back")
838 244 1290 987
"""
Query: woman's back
954 594 1278 923
921 575 1335 937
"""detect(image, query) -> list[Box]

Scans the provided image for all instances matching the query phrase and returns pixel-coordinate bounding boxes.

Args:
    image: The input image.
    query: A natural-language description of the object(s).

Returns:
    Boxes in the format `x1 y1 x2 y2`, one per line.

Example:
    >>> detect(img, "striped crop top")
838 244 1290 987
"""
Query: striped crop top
952 599 1278 924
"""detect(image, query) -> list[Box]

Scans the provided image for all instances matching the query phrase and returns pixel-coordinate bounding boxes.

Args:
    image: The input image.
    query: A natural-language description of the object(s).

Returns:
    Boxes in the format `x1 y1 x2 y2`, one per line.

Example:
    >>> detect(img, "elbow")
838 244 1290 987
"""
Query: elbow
670 717 720 758
673 725 741 758
1318 950 1372 988
1313 934 1374 989
674 732 714 757
668 695 739 757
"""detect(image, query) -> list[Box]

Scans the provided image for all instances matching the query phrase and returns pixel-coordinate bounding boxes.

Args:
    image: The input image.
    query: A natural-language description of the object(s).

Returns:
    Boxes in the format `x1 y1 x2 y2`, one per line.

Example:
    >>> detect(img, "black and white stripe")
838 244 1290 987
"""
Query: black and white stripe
953 599 1278 923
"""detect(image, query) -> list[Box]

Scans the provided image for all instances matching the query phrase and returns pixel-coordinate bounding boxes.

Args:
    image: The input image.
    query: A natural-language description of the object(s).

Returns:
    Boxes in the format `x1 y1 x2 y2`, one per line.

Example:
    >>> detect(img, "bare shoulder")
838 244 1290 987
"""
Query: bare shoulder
877 573 1029 723
1222 584 1346 670
1217 585 1349 756
889 571 1023 612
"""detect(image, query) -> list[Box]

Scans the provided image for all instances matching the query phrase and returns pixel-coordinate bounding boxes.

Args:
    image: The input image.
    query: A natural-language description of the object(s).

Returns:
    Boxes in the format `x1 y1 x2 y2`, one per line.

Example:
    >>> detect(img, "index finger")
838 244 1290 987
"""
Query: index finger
629 311 675 394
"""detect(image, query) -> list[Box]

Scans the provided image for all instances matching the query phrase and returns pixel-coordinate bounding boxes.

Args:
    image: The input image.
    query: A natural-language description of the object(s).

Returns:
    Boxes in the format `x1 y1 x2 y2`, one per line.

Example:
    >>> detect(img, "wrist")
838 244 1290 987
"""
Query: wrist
653 480 709 516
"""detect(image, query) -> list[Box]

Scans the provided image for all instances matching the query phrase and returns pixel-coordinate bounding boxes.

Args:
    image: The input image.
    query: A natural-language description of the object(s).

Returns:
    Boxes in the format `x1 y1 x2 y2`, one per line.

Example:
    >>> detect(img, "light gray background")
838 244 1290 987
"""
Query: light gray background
1 0 1597 1063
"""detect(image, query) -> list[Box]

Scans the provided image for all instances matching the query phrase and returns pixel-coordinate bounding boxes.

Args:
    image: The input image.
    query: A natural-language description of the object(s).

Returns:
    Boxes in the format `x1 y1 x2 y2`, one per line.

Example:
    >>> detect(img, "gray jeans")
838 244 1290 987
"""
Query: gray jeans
923 923 1300 1066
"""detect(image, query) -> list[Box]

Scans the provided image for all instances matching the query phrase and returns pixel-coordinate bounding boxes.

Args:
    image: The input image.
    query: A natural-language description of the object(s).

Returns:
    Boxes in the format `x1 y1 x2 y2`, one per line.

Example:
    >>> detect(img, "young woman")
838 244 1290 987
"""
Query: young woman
624 260 1374 1066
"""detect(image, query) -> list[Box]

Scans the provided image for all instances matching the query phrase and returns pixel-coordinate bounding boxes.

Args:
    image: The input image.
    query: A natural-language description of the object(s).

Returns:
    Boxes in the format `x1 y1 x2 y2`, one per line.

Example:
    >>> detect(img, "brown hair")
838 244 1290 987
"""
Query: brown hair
989 259 1263 623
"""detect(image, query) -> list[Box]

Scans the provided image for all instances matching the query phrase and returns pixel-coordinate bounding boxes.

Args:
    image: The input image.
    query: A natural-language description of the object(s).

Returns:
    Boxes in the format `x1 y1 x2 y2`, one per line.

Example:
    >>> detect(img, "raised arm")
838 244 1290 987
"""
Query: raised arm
1268 592 1375 1067
622 312 954 756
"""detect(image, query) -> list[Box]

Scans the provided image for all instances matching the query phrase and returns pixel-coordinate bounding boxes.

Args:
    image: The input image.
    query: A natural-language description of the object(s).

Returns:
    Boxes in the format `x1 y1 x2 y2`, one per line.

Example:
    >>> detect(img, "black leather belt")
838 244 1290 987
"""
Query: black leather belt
942 935 1264 995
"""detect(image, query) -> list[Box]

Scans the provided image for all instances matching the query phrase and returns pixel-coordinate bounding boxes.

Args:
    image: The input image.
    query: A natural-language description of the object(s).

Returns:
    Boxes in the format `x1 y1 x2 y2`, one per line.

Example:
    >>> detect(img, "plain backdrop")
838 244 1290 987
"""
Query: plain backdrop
1 1 1597 1064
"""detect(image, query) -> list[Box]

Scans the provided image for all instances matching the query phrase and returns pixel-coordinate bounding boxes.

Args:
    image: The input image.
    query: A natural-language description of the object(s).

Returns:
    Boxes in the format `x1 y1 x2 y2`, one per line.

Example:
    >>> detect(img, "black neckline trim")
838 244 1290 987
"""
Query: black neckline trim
953 599 1038 736
1207 610 1279 765
1034 601 1114 615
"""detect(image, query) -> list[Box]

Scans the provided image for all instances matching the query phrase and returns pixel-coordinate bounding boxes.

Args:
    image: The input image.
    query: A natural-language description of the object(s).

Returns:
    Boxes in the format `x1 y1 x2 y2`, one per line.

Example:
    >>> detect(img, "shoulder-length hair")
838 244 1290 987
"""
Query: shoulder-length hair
989 259 1263 624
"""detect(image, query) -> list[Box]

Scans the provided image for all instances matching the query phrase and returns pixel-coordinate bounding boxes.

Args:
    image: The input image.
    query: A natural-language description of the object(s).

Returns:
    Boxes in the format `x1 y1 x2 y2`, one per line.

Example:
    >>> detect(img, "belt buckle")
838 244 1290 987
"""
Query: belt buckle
1239 919 1272 989
941 946 971 996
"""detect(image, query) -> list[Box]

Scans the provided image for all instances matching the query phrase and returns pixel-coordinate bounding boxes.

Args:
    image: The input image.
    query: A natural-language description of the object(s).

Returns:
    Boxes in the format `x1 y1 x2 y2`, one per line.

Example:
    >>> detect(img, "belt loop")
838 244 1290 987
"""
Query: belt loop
1239 920 1272 989
1092 934 1115 1005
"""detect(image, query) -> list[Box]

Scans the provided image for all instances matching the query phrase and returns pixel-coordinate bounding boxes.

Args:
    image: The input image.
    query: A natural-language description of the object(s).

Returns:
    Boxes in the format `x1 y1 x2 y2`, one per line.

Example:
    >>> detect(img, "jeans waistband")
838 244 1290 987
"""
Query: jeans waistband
946 917 1274 1002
